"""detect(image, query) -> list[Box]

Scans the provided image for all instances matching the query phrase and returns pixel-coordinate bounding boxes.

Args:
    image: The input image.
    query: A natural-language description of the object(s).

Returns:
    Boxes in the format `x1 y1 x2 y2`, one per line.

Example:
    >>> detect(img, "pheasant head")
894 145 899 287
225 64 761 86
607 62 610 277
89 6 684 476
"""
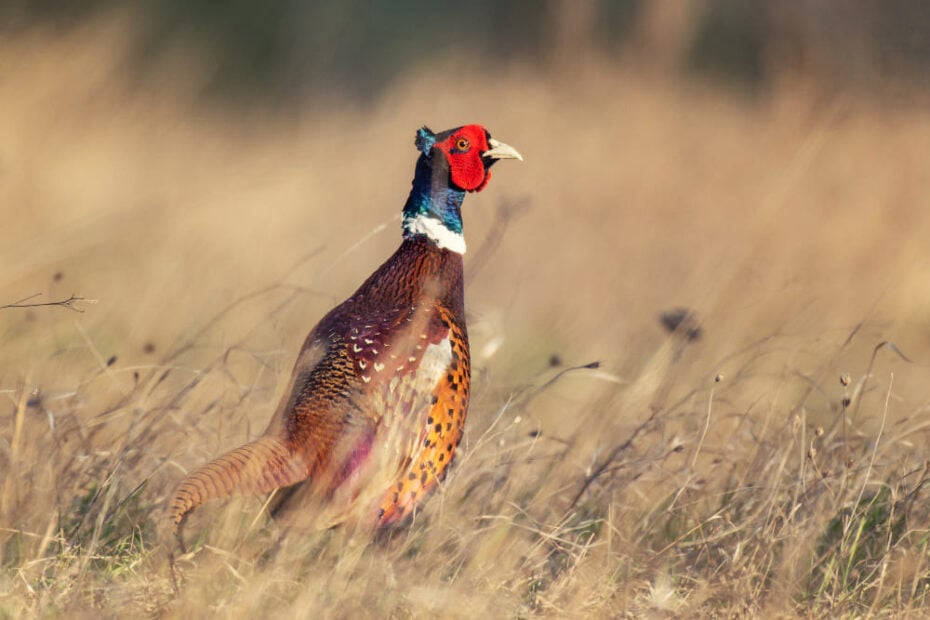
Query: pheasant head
403 125 522 253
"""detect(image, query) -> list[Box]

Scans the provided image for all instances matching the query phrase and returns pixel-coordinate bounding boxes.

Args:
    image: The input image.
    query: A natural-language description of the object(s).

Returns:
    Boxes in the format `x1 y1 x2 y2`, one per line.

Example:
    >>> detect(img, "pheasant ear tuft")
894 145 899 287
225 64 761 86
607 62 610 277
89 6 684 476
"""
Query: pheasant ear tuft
415 126 436 155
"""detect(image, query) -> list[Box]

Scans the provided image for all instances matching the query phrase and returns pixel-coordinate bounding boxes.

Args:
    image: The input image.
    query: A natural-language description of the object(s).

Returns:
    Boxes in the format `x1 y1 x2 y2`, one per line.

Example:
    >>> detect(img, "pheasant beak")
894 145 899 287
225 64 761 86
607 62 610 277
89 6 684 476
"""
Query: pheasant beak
482 138 523 162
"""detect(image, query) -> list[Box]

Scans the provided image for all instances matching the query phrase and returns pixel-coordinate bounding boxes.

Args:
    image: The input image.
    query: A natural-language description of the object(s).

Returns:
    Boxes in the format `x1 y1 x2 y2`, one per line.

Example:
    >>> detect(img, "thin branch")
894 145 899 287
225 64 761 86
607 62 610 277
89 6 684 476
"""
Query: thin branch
1 293 90 312
568 405 664 509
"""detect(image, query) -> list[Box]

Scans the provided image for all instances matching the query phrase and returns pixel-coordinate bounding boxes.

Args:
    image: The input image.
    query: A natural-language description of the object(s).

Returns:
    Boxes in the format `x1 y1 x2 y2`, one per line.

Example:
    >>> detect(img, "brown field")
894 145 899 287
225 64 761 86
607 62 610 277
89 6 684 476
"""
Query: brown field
3 16 930 618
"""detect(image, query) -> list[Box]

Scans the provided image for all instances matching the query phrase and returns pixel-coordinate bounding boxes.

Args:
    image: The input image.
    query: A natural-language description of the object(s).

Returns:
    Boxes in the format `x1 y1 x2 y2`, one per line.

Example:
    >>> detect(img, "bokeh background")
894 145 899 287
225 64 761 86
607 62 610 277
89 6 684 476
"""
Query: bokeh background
3 1 930 616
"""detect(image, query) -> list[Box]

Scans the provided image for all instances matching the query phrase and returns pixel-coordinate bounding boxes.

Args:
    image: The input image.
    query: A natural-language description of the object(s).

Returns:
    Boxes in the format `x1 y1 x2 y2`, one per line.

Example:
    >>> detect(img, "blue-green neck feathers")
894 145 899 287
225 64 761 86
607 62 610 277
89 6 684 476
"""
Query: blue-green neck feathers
402 154 466 235
401 126 469 253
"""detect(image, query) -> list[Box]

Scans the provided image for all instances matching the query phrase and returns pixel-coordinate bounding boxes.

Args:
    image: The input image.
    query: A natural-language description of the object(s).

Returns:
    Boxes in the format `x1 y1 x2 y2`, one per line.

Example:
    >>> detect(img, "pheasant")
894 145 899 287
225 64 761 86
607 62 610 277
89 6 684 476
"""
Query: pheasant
167 124 522 541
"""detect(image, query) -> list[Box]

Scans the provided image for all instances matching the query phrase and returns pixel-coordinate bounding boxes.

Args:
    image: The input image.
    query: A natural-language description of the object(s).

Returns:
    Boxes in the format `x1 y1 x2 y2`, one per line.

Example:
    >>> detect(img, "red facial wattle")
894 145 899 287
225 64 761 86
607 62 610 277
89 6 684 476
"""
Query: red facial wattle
434 125 492 192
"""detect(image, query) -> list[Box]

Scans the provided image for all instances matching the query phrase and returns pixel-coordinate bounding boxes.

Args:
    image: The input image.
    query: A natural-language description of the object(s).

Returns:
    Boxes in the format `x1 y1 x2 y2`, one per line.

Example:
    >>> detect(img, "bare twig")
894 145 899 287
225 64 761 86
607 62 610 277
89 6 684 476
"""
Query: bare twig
1 293 90 312
568 406 663 509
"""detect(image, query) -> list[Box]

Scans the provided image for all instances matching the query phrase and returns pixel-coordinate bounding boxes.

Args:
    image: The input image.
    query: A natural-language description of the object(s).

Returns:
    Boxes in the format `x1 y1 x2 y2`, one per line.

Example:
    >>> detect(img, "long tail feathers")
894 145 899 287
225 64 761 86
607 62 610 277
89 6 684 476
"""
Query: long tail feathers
167 436 309 543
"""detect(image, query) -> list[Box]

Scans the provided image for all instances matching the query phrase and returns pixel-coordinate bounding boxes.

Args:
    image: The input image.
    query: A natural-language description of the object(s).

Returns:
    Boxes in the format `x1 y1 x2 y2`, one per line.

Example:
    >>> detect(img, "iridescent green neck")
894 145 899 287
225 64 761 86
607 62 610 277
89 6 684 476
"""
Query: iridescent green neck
402 154 466 253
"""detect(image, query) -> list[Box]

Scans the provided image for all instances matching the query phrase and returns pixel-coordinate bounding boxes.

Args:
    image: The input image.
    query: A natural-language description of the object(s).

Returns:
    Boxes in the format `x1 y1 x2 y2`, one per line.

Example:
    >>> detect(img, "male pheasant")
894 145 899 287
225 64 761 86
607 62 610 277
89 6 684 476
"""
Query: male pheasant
167 125 521 540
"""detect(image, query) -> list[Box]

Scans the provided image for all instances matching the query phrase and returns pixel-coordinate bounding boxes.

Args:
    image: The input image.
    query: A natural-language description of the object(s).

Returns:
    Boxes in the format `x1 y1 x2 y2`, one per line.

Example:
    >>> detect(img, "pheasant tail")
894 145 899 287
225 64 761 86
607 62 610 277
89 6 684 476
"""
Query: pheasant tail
167 436 309 534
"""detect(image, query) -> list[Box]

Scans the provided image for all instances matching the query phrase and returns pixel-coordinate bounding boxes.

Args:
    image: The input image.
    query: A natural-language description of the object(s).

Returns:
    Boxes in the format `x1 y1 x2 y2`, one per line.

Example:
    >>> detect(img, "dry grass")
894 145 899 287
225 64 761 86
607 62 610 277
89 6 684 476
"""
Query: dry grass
3 15 930 618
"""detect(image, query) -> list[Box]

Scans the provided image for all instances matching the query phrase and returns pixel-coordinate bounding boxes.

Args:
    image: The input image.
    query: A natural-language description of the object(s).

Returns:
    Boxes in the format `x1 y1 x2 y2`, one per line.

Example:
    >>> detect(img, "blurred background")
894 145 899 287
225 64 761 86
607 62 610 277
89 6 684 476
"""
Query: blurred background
4 0 930 456
3 0 929 400
5 0 930 102
3 1 930 615
2 0 930 471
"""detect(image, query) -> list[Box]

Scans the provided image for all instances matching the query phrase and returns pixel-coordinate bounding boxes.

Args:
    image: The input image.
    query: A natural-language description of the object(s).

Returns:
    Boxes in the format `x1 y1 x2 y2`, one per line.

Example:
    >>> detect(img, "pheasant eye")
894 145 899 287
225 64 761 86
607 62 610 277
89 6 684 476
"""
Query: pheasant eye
455 138 470 151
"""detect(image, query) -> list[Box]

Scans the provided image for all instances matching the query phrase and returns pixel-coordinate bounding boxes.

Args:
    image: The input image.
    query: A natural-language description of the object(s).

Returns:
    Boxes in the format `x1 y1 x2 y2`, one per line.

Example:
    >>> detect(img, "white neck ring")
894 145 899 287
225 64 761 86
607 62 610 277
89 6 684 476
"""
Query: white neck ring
402 214 466 254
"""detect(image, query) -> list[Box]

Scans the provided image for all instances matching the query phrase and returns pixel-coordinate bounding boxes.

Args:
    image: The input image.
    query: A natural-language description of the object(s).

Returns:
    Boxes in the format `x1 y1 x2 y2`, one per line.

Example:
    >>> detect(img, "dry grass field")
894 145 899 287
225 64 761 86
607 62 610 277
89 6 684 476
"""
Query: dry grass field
3 15 930 618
